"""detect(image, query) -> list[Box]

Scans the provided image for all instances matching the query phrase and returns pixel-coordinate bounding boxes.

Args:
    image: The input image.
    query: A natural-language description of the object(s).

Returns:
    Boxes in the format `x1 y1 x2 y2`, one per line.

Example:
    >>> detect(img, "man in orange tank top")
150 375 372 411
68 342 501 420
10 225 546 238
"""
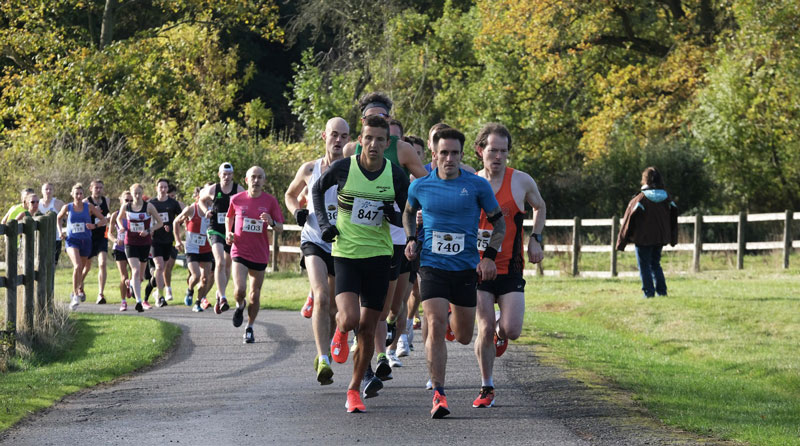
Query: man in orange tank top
472 123 546 409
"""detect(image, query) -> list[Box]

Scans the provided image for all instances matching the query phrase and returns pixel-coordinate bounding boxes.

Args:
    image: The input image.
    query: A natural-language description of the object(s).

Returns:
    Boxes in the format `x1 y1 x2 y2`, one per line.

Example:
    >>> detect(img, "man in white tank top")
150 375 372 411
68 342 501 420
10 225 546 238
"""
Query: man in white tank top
284 116 349 386
39 183 65 266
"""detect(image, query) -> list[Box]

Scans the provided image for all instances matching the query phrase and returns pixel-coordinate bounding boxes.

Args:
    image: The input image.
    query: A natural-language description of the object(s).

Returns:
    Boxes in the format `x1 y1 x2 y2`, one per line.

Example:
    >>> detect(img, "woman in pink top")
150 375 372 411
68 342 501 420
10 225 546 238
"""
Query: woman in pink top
225 166 284 343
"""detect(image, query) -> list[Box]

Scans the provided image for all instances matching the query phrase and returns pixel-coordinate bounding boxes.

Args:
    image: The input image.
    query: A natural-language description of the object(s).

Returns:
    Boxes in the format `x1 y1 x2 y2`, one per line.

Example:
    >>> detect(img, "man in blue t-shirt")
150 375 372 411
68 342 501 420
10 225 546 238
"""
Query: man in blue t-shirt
403 128 506 419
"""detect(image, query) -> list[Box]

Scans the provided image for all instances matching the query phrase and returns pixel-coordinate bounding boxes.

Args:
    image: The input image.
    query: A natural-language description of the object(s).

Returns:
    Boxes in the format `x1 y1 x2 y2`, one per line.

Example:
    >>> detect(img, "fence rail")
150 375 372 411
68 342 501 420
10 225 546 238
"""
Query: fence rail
267 210 797 276
1 213 57 355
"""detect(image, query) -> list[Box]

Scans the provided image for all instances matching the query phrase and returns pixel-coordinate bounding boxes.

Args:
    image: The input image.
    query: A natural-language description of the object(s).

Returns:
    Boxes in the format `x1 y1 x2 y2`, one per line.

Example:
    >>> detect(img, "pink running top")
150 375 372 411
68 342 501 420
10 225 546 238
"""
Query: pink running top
226 191 284 264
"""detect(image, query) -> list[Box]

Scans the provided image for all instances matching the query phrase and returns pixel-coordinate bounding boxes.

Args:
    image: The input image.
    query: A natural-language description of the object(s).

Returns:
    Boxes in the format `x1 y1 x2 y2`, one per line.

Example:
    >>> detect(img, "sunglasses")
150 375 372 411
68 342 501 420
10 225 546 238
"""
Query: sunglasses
29 200 39 204
362 113 390 119
125 199 133 202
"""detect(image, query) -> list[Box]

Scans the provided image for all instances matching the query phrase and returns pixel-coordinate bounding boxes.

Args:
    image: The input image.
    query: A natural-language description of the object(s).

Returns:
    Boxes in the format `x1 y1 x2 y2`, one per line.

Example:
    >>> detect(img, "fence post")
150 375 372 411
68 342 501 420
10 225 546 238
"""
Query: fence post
610 215 618 277
737 211 745 270
784 209 792 269
35 214 51 318
271 228 280 272
692 213 702 273
21 216 35 334
46 213 56 310
4 221 19 355
572 217 580 277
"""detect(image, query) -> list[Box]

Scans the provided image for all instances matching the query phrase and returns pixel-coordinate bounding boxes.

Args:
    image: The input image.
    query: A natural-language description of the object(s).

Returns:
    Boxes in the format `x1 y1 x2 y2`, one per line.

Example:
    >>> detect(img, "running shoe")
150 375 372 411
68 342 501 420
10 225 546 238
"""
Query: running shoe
192 302 203 312
214 299 221 314
243 327 255 344
184 291 193 306
300 295 313 318
495 332 508 357
397 334 410 357
445 323 456 342
78 291 86 302
425 379 433 390
385 319 397 346
387 350 403 368
232 305 245 327
345 389 365 413
69 293 79 310
157 296 168 308
119 300 127 312
200 297 210 310
431 390 450 419
330 329 349 363
142 301 153 310
166 292 173 301
472 386 495 408
219 297 230 312
96 294 106 305
375 354 393 381
315 356 334 385
135 301 144 312
362 367 383 399
413 316 421 330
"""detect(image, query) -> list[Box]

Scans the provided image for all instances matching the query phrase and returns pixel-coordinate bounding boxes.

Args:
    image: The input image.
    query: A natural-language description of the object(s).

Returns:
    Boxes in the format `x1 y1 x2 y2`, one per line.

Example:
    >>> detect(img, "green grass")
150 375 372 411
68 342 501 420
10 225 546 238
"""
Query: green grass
0 313 180 431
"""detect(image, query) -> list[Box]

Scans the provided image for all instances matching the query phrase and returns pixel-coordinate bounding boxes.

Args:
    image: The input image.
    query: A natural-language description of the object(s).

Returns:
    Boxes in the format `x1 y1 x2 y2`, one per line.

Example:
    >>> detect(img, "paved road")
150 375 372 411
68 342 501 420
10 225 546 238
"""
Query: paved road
2 303 712 445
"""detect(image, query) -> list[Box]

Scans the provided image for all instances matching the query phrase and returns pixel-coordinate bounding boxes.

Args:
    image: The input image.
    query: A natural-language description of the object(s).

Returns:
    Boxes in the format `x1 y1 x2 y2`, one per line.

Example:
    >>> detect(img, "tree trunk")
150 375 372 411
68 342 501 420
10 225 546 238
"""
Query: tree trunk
99 0 117 49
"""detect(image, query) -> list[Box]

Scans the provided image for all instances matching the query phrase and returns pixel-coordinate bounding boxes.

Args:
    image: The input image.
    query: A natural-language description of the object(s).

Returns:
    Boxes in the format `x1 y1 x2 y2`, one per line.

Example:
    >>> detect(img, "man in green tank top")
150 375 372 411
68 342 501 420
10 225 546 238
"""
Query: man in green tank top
312 115 409 413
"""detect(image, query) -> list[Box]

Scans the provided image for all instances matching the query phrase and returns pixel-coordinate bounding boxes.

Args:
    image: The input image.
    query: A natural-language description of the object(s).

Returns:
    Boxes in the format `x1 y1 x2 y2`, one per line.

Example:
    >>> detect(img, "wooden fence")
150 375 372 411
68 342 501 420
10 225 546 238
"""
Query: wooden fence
266 210 797 276
1 213 57 355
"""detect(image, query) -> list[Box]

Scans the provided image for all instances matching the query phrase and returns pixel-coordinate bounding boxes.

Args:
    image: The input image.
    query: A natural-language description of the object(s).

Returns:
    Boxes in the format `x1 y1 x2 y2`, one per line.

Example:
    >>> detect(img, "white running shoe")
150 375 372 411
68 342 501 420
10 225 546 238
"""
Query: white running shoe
387 350 403 368
69 293 80 310
397 334 410 357
425 378 433 390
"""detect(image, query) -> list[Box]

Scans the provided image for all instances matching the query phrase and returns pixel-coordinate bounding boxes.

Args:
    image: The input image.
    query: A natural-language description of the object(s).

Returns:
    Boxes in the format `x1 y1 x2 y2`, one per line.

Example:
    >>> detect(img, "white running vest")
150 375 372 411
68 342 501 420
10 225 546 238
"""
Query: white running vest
38 198 62 240
301 158 338 253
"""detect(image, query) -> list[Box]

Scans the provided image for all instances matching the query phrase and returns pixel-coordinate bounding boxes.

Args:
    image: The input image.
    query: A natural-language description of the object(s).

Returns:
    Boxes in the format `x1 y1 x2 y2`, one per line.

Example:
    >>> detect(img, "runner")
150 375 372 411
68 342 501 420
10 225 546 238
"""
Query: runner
226 166 284 343
403 127 506 418
148 178 183 307
83 180 111 304
57 183 108 310
1 188 34 224
343 93 427 389
198 163 244 314
14 192 40 221
165 183 186 296
39 183 65 266
174 185 215 312
472 123 546 408
313 115 408 413
117 183 164 312
285 116 349 385
108 191 134 311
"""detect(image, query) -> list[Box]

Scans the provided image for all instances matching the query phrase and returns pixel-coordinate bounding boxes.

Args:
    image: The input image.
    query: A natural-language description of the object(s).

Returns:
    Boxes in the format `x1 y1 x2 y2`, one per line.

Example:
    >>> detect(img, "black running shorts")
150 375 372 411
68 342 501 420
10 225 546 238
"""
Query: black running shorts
476 274 526 296
418 266 478 307
301 242 335 276
334 255 390 311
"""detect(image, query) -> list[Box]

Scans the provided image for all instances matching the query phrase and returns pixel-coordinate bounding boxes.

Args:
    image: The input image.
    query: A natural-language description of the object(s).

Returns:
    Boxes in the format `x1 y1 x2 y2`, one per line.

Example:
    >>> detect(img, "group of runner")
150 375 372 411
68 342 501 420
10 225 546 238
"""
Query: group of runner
5 91 546 419
285 92 546 418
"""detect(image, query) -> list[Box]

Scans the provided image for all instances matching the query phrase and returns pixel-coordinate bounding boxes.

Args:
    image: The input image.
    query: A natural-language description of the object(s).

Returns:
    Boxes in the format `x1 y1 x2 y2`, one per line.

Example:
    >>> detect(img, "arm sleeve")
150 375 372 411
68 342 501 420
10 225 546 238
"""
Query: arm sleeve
669 197 678 247
616 196 639 251
271 196 285 223
313 158 349 230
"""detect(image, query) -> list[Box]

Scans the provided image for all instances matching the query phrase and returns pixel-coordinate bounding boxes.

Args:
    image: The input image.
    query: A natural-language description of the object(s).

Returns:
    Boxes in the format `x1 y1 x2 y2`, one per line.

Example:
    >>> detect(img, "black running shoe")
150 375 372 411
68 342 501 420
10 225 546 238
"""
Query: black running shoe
135 301 144 313
362 368 383 399
385 319 397 347
158 296 167 307
243 327 254 344
232 305 245 327
375 355 393 381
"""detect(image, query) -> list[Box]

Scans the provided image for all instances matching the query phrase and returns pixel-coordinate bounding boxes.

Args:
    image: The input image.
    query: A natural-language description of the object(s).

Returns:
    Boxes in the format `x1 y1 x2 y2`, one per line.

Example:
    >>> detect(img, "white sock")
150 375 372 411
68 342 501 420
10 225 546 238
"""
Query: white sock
482 377 494 388
166 286 172 296
319 355 330 365
247 323 253 329
236 301 244 309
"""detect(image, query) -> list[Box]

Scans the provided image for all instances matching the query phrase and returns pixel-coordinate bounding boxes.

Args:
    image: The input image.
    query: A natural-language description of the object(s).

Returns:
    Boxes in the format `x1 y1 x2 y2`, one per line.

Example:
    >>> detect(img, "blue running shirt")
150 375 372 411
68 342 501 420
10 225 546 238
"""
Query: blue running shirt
407 168 499 271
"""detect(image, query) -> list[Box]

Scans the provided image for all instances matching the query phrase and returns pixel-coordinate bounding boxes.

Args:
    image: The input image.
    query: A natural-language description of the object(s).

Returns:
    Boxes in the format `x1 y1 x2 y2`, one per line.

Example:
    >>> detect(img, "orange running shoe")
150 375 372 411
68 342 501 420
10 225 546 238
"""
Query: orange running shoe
200 297 210 310
345 389 366 413
301 295 313 318
495 332 508 357
331 329 349 363
472 386 495 408
431 390 450 419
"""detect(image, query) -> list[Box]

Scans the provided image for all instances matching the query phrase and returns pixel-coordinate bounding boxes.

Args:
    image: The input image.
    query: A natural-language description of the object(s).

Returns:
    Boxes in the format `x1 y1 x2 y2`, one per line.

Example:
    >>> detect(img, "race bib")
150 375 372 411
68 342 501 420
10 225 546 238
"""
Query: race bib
70 223 85 234
432 231 464 256
476 229 500 252
185 240 199 254
242 217 263 233
130 222 145 233
351 198 382 227
217 213 226 225
326 203 337 226
188 232 206 246
159 212 169 224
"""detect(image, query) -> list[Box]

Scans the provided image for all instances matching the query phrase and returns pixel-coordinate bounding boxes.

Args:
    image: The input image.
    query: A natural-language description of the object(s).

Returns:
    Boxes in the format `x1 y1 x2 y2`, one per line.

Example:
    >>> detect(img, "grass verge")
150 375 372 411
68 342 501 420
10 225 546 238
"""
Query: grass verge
0 312 180 431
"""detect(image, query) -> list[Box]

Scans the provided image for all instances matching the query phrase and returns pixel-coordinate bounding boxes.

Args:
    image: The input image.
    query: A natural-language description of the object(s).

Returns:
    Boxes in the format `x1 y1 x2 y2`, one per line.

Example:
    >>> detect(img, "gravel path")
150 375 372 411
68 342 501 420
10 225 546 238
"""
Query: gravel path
1 303 718 445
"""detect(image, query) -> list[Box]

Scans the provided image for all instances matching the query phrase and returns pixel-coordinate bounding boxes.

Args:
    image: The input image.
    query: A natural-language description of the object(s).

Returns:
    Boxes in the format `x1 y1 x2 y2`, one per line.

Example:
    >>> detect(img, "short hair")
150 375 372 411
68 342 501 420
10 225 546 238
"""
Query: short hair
71 183 84 193
389 119 404 138
433 128 466 152
168 184 177 194
361 115 391 138
403 135 424 148
359 92 393 115
20 187 34 201
119 190 132 199
641 167 664 189
156 178 170 187
130 183 143 194
474 123 512 159
90 179 104 188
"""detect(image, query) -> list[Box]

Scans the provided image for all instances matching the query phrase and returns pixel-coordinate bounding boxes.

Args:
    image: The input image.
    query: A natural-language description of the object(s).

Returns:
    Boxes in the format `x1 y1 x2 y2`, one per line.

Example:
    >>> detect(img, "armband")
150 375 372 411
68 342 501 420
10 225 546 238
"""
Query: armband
531 233 543 244
487 212 503 224
405 235 417 244
483 247 498 261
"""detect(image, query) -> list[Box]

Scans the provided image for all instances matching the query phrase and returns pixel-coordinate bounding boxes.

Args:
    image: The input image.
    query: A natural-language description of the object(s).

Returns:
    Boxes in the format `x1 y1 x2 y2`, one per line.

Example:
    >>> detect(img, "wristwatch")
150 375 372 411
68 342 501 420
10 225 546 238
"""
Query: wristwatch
406 235 417 244
531 233 543 244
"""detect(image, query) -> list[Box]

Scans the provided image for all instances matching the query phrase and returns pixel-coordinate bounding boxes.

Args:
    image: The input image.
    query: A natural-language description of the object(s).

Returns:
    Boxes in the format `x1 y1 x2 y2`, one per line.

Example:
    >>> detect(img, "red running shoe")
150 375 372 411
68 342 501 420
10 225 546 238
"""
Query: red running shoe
345 389 365 413
301 295 313 318
472 386 495 408
200 297 210 310
445 308 455 341
331 329 349 363
431 390 450 419
495 332 508 357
